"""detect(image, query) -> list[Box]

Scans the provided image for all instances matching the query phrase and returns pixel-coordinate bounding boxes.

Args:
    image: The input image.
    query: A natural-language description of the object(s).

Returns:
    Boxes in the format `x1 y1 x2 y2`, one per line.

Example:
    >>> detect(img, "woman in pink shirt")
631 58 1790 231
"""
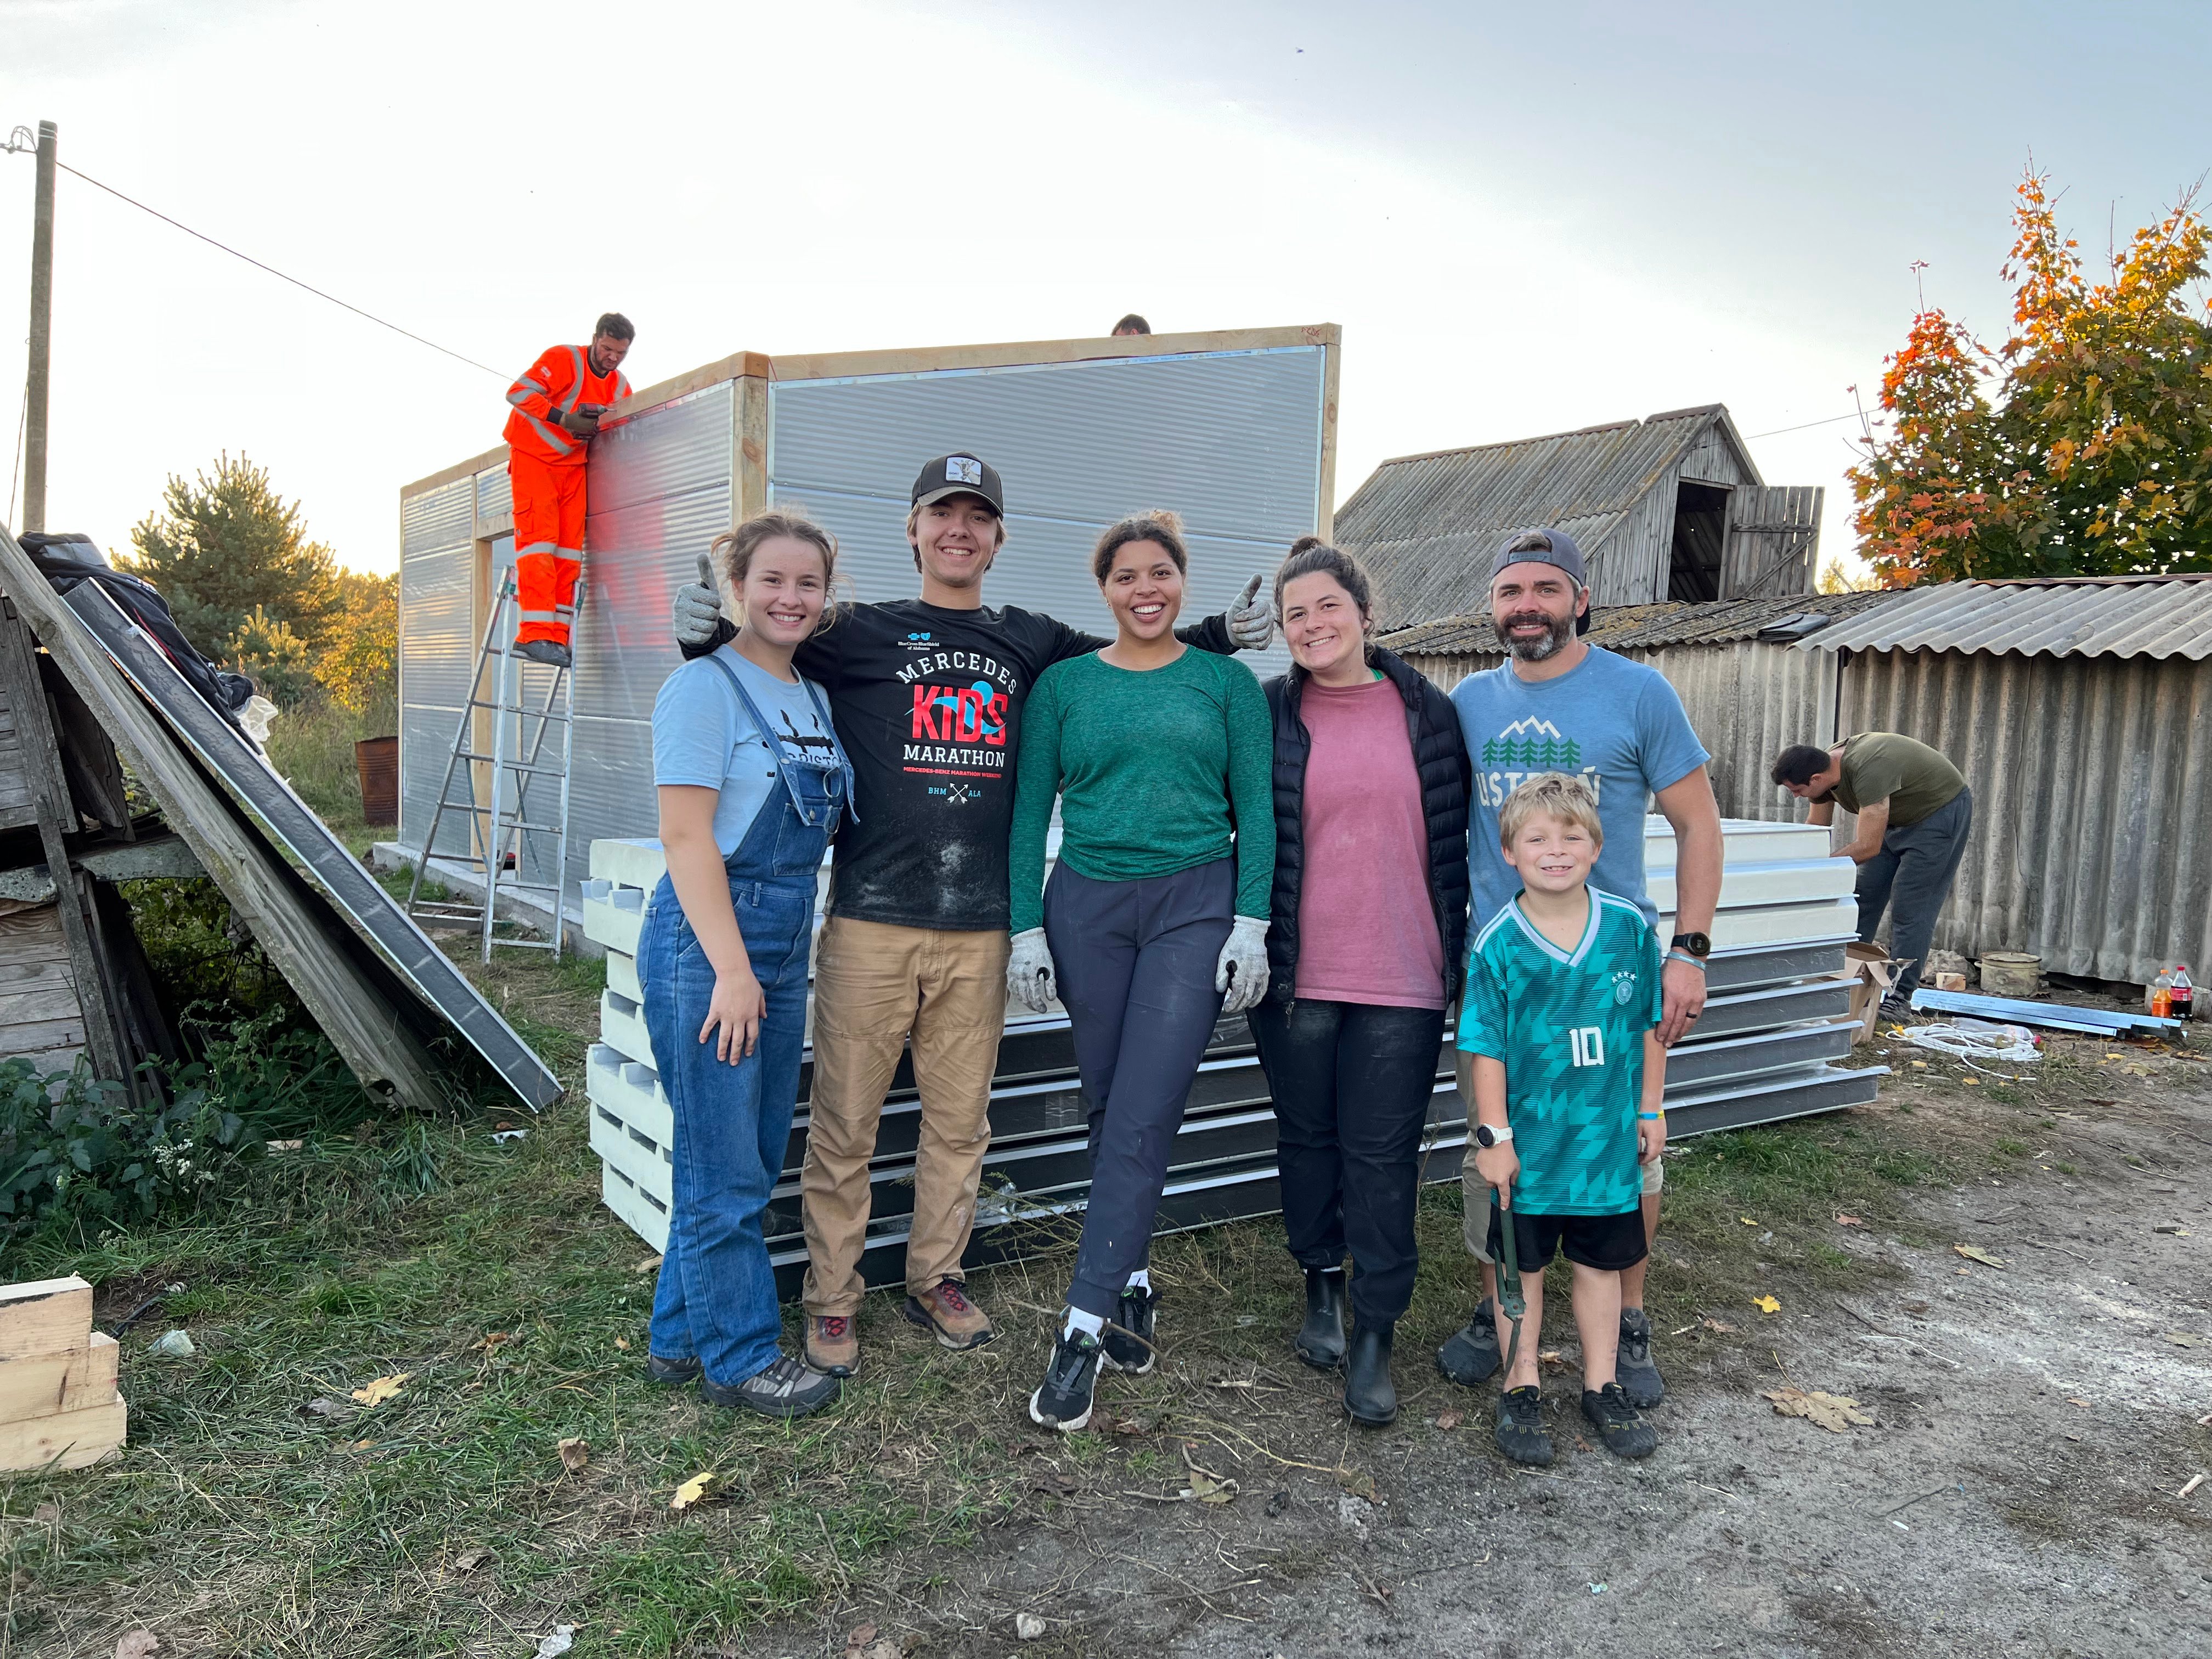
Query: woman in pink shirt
1249 539 1471 1426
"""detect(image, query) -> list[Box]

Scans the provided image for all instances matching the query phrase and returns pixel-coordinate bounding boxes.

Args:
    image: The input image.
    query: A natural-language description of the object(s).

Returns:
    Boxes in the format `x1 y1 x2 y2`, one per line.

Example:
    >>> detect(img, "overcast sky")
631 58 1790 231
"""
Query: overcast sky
3 0 2207 582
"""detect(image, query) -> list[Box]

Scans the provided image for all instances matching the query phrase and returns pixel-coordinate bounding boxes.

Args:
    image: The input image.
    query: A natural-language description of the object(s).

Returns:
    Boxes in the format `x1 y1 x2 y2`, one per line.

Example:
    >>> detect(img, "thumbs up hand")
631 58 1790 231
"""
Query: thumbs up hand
672 551 725 651
1227 572 1274 651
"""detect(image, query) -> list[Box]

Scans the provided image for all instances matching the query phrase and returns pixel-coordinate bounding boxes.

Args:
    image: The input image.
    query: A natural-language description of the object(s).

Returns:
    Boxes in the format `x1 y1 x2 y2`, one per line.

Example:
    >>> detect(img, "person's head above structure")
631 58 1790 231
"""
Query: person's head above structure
591 312 635 374
1110 314 1152 337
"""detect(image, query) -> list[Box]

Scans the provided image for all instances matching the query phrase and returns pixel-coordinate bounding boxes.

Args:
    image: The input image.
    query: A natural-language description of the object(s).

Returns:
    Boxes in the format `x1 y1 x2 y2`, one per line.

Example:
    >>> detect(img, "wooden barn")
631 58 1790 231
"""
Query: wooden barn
1333 404 1824 630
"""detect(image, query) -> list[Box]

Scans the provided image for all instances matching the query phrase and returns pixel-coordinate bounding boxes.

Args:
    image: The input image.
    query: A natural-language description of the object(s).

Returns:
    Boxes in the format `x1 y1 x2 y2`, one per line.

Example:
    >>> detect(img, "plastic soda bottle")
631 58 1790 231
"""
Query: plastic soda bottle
2150 968 2174 1018
2171 965 2193 1022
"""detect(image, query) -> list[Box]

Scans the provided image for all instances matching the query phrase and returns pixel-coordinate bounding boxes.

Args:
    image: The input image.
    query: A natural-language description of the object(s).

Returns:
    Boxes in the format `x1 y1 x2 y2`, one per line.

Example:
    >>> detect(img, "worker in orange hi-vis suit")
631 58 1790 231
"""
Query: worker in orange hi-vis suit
501 312 636 667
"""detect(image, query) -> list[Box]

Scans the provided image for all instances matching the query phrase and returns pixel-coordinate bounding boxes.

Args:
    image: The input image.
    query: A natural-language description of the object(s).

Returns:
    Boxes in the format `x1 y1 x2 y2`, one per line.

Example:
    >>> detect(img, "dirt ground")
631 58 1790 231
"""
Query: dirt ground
747 1040 2212 1659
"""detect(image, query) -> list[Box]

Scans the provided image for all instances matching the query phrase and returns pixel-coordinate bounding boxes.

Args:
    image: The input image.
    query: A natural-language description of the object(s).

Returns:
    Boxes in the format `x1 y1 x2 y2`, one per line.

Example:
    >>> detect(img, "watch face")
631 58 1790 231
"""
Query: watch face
1476 1124 1497 1149
1673 932 1712 958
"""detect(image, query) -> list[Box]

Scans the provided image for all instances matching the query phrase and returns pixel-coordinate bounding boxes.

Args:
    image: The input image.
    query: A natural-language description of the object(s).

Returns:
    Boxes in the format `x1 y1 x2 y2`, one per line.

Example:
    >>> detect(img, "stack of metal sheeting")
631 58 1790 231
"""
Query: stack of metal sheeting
583 820 1883 1295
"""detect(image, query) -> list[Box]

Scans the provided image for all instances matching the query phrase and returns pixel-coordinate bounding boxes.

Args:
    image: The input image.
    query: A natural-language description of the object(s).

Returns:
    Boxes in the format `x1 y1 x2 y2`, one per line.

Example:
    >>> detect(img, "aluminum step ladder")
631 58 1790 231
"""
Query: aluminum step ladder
404 572 577 961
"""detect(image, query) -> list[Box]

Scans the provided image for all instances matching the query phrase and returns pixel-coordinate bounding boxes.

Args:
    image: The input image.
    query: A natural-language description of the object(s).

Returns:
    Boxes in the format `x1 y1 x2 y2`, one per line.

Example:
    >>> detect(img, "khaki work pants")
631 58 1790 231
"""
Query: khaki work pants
800 917 1011 1314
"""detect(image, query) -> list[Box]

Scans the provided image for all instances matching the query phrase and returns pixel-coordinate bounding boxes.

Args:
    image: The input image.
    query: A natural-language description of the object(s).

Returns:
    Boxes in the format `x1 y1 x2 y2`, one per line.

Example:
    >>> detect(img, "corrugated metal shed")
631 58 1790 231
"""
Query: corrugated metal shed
1380 588 1904 660
1334 404 1823 624
1797 574 2212 660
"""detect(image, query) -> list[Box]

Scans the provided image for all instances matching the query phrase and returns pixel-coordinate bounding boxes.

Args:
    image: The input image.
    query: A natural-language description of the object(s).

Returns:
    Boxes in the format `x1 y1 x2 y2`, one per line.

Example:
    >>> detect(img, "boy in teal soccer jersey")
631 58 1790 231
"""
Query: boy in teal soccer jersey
1459 773 1666 1465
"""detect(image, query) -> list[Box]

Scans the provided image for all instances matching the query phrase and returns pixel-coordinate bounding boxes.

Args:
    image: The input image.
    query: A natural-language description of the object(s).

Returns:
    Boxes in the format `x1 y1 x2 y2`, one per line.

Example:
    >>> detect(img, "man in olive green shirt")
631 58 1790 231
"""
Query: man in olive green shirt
1771 733 1973 1003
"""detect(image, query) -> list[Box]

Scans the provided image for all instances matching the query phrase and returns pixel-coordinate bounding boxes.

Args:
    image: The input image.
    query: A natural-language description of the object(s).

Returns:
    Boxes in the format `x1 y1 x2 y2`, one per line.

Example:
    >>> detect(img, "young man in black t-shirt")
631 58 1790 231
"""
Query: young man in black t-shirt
671 454 1271 1374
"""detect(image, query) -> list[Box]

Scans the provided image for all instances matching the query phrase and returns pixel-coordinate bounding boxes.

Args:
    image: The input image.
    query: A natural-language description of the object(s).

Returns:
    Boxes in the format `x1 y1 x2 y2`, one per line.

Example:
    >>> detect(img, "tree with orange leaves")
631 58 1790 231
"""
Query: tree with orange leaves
1850 169 2212 583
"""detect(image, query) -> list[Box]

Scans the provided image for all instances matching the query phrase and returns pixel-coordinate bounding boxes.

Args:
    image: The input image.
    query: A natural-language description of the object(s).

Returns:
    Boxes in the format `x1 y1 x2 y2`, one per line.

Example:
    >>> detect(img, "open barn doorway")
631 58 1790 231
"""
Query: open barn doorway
1668 482 1730 600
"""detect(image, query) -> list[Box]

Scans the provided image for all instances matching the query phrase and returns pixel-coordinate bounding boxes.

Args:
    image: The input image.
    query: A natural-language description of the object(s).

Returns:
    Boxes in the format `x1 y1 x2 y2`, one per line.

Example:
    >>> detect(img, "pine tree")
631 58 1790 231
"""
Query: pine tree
122 454 341 658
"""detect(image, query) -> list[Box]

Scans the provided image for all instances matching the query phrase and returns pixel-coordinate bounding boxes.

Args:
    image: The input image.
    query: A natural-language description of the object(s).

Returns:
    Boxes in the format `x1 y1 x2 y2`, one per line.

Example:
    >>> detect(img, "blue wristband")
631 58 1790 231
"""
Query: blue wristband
1667 950 1707 972
1637 1111 1663 1121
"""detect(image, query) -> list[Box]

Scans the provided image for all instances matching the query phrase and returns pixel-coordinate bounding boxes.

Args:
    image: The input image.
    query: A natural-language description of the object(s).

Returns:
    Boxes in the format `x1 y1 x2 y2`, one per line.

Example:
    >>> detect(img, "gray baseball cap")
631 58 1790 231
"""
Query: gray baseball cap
1487 528 1592 636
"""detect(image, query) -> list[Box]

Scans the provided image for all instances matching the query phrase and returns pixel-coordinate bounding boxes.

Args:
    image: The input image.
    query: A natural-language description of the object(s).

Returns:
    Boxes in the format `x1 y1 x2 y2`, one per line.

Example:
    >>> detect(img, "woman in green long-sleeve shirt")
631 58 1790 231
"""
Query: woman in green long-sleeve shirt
1006 510 1275 1432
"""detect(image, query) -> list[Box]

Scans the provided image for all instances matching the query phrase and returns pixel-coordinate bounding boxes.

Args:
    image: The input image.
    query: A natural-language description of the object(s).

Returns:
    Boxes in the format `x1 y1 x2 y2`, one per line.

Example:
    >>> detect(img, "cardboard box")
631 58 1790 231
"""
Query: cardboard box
1838 943 1898 1043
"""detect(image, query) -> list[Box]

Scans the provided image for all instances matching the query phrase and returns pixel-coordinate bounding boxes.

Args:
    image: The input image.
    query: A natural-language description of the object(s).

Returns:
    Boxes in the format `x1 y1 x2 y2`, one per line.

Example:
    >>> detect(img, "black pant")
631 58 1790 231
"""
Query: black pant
1856 786 1973 998
1046 857 1234 1321
1248 998 1447 1324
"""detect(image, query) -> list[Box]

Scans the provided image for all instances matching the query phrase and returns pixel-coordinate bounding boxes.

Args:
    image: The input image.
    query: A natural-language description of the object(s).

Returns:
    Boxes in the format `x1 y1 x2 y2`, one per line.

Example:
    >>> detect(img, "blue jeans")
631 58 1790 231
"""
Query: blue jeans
643 870 816 1385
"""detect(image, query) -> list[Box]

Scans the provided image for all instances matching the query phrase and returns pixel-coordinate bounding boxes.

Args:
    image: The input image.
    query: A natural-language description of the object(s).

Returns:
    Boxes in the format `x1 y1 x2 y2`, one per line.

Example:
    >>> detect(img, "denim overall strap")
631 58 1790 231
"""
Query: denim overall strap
703 651 850 832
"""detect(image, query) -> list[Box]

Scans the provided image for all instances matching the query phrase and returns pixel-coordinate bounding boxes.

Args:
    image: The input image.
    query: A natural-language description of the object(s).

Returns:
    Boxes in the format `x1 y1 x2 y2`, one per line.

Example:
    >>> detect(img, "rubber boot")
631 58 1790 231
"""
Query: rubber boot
1342 1319 1398 1427
1294 1267 1347 1370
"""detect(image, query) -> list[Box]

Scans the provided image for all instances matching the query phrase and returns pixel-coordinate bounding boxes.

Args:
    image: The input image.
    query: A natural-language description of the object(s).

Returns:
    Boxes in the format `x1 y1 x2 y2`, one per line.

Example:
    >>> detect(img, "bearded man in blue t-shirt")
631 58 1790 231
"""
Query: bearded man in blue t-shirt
1436 528 1724 1410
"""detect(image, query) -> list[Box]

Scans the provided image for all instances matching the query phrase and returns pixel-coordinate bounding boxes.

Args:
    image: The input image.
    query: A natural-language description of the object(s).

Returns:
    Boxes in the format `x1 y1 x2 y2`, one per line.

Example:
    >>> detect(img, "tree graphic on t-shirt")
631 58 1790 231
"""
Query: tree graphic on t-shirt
1482 718 1581 771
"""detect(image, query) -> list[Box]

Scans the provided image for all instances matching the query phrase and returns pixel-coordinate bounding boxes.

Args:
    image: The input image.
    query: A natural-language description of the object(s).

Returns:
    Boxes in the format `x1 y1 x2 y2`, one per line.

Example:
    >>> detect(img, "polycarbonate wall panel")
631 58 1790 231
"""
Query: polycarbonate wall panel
769 348 1325 678
399 477 475 854
476 465 512 522
583 381 732 517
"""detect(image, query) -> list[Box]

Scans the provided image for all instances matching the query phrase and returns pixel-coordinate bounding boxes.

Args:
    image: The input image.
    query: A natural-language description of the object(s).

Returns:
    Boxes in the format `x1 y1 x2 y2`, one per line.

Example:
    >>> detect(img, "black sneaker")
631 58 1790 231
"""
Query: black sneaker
1581 1381 1658 1458
1437 1298 1502 1386
1617 1308 1664 1408
646 1351 702 1386
1028 1327 1103 1432
1103 1285 1159 1375
1494 1385 1552 1466
700 1353 840 1419
1878 994 1915 1024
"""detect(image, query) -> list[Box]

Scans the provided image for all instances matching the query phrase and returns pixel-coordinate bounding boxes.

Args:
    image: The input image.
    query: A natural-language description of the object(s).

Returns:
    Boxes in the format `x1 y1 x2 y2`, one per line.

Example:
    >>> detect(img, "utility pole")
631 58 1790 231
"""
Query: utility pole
24 119 56 533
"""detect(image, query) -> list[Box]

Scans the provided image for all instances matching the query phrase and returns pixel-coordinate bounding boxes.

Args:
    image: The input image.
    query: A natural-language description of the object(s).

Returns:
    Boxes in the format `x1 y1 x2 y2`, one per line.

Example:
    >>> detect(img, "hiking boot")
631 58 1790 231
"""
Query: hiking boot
1581 1381 1657 1458
1437 1298 1502 1387
1342 1320 1397 1428
514 637 572 669
1878 993 1916 1024
645 1351 701 1386
1103 1284 1159 1375
1294 1267 1347 1370
1494 1385 1553 1466
1028 1327 1103 1432
1617 1308 1664 1408
700 1353 840 1419
805 1314 859 1378
904 1279 995 1350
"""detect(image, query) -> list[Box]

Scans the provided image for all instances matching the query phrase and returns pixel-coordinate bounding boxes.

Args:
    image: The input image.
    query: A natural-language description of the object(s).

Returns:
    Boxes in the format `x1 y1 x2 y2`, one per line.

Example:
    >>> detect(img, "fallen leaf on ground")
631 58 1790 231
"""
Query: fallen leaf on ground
1752 1295 1781 1314
1184 1466 1238 1505
1961 1076 1980 1086
453 1545 490 1572
2163 1332 2211 1348
1954 1245 2006 1267
1701 1317 1736 1334
534 1627 575 1659
1835 1214 1864 1227
1739 1216 1758 1226
265 1139 303 1153
31 1502 58 1525
614 1337 631 1350
114 1634 159 1659
1432 1408 1465 1430
350 1372 410 1407
1539 1349 1565 1367
844 1624 878 1654
670 1470 722 1510
1910 1060 1928 1069
476 1332 512 1351
850 1635 905 1659
557 1437 590 1472
635 1254 664 1274
300 1397 346 1419
1015 1612 1048 1640
1764 1388 1875 1432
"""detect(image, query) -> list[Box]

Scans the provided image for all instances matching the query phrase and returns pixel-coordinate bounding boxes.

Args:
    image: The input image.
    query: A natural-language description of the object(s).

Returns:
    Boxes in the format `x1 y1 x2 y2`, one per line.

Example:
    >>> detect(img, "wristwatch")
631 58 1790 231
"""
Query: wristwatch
1474 1122 1514 1149
1669 932 1711 959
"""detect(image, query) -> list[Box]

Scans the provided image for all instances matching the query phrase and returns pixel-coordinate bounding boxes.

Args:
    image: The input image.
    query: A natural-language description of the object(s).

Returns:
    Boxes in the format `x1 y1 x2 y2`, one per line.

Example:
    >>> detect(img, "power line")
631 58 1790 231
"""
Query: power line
47 159 506 380
1743 409 1885 441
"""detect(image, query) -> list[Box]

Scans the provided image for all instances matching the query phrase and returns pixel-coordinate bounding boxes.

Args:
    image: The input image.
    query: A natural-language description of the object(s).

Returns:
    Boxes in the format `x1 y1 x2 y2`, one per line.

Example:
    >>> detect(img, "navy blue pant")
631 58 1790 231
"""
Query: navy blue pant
1249 998 1446 1324
1046 858 1234 1320
1856 786 1974 998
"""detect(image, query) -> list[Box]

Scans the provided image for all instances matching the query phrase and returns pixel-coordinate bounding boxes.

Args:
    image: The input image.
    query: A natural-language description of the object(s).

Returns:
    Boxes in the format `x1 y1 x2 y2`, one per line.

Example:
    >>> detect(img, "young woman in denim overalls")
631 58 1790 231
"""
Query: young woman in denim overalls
640 513 855 1419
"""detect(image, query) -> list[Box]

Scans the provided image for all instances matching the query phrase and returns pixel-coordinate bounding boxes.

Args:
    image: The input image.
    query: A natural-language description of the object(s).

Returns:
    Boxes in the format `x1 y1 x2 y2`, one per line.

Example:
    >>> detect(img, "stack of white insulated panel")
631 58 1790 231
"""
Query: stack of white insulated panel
580 819 1881 1285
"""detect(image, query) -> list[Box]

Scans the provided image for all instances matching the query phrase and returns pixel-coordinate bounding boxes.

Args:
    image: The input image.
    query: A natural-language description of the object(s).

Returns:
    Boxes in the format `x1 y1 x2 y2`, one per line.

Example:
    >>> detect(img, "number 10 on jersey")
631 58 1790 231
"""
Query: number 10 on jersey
1568 1025 1606 1068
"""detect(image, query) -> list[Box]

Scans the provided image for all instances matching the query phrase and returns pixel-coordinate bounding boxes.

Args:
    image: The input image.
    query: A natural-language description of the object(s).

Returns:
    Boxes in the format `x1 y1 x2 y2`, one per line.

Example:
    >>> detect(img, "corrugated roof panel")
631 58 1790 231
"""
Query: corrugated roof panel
1799 577 2212 660
1376 587 1904 657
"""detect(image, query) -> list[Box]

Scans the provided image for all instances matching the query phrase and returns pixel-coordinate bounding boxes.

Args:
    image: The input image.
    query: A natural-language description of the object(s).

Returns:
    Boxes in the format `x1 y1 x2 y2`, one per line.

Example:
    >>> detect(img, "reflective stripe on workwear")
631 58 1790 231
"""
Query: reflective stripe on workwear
502 343 629 466
518 609 561 624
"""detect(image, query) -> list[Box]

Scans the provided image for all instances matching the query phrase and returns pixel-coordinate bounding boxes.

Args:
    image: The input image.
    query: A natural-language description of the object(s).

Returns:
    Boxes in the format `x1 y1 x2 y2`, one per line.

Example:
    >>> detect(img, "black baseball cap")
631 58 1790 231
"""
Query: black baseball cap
911 453 1005 515
1488 527 1593 636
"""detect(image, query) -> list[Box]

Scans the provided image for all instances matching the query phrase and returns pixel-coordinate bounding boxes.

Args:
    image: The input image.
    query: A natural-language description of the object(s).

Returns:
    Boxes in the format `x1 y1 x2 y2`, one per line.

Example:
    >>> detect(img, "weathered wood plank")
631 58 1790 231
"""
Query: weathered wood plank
0 1277 92 1362
0 532 448 1110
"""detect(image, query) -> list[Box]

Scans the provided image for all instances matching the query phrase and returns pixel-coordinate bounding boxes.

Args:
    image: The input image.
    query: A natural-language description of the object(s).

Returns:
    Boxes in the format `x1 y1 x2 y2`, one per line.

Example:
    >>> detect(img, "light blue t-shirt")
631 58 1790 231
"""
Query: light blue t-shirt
652 645 840 857
1449 646 1710 930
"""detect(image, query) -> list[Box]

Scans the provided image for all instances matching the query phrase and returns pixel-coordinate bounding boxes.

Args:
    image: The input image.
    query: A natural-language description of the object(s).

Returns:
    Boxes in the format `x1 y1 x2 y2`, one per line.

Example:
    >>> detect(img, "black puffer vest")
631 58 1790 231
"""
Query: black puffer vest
1261 647 1472 1006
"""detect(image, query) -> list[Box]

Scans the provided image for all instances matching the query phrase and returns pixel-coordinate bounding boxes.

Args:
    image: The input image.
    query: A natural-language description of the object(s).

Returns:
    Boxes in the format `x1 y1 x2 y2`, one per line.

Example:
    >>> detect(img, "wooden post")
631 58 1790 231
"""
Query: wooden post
22 121 57 534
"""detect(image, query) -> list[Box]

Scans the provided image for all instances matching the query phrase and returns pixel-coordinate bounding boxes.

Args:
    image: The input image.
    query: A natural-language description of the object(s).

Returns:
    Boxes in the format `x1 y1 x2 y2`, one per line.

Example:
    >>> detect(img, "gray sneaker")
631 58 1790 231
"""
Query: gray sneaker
1437 1298 1502 1386
1617 1308 1664 1408
700 1353 840 1418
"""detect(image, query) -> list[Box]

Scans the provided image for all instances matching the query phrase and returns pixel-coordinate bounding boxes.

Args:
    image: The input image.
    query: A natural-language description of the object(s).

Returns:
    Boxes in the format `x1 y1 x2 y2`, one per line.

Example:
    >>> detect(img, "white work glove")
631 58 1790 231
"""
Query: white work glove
672 553 725 650
1007 928 1059 1013
1215 915 1271 1015
1226 573 1274 651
